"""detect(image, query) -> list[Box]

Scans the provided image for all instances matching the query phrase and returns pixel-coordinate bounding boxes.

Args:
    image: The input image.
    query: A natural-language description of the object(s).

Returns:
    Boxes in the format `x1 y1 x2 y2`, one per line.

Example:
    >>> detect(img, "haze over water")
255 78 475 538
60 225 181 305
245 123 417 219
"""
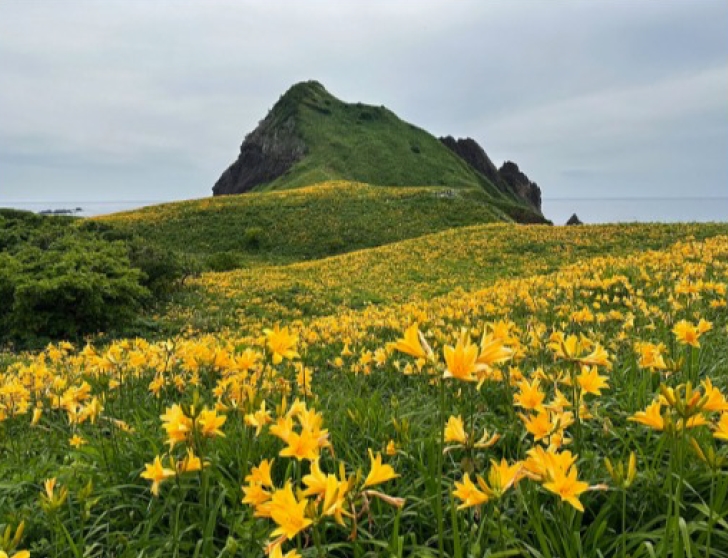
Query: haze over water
542 197 728 225
3 197 726 224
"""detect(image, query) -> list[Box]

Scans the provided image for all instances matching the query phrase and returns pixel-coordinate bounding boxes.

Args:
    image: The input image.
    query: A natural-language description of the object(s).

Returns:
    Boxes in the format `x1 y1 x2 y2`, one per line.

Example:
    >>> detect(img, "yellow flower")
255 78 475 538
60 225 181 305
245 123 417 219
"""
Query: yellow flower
364 449 399 487
443 331 479 382
520 410 556 441
196 407 227 438
673 320 701 348
680 414 709 429
393 323 429 360
177 448 205 474
269 544 301 558
44 478 57 501
245 400 272 435
241 483 271 510
629 401 665 431
636 342 667 371
473 429 500 449
483 458 523 497
246 458 275 488
701 379 728 412
452 472 490 509
264 324 300 365
523 447 577 483
270 415 295 444
140 456 176 496
543 465 589 512
514 378 545 411
320 474 349 525
444 415 468 444
302 459 329 497
385 440 397 456
476 332 513 368
0 551 31 558
160 404 193 448
714 413 728 441
69 434 86 448
577 366 609 396
578 344 611 369
269 482 312 541
279 429 320 461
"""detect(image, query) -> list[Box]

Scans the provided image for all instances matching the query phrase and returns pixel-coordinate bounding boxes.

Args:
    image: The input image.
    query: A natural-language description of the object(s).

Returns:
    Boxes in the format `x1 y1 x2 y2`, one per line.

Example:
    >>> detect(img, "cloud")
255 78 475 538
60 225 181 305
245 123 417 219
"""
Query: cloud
0 0 726 202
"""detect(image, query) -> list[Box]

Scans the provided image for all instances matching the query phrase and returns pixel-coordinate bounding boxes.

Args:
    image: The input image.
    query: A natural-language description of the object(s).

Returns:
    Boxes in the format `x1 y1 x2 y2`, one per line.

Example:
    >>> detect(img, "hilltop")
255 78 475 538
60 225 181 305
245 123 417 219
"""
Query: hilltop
213 81 546 223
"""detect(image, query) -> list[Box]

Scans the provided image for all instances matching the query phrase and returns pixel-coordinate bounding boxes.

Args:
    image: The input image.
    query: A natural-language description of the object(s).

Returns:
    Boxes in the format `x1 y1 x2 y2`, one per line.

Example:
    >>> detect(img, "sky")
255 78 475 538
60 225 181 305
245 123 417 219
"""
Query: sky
1 0 727 203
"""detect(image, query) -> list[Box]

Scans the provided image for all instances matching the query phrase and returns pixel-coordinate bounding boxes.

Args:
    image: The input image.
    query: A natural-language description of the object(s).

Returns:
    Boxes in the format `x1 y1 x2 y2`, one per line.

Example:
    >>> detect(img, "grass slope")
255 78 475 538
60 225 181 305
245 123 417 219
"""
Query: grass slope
100 181 511 263
168 221 728 333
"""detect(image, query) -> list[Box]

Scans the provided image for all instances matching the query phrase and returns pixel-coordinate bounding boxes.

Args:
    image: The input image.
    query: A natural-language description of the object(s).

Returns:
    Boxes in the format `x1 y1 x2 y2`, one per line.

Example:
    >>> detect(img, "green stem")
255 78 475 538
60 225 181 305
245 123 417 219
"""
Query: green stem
707 468 715 557
313 520 324 558
468 383 476 466
622 489 627 558
437 376 446 558
571 361 582 455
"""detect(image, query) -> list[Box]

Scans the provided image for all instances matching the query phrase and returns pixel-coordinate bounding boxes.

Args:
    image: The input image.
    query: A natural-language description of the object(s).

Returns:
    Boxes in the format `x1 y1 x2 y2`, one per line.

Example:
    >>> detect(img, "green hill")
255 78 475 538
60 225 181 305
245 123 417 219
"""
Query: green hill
99 181 512 266
213 81 546 223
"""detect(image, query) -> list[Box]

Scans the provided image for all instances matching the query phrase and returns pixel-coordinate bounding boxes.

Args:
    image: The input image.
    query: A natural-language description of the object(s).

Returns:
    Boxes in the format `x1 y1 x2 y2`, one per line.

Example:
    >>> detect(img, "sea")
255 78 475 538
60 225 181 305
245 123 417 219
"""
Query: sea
541 197 728 225
1 197 727 224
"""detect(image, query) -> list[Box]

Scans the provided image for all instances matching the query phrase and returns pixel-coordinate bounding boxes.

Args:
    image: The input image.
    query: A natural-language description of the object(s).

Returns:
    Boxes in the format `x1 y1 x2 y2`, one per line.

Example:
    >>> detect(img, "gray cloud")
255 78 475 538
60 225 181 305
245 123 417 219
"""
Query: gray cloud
1 0 726 202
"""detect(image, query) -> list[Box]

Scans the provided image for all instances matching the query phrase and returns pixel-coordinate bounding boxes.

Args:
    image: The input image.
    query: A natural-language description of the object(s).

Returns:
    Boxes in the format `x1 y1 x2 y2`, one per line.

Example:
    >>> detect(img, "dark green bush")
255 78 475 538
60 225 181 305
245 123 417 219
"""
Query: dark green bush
0 211 191 347
126 238 192 295
206 251 244 272
242 226 264 250
4 236 148 345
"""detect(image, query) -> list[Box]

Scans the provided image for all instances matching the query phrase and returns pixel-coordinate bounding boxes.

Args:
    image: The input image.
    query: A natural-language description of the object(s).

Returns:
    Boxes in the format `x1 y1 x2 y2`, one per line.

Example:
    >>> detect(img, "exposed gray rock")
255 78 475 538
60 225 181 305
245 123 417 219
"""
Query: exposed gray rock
566 213 583 226
498 161 543 214
213 99 307 196
439 136 543 214
439 136 503 192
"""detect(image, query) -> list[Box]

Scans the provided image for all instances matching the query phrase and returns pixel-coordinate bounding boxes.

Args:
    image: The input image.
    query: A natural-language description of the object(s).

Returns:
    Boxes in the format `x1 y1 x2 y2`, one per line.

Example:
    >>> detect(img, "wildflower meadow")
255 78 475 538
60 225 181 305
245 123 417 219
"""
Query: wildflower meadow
2 223 728 557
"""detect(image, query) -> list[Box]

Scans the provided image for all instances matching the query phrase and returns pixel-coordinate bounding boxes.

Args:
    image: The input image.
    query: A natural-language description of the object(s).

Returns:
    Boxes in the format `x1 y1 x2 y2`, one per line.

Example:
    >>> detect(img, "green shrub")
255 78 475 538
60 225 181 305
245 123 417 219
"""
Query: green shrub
242 226 264 250
126 238 191 295
206 251 244 272
0 212 190 347
5 236 148 345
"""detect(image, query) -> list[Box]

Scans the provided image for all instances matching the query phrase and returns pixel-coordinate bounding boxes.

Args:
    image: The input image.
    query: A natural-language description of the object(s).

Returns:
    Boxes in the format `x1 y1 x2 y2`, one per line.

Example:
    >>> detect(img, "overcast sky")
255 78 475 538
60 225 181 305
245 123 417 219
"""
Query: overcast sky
1 0 727 203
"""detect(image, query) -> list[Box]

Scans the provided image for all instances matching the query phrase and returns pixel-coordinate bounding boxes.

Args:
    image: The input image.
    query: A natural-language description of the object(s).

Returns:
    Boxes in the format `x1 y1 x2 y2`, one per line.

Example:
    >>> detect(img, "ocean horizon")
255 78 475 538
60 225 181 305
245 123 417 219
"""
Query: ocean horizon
1 196 727 225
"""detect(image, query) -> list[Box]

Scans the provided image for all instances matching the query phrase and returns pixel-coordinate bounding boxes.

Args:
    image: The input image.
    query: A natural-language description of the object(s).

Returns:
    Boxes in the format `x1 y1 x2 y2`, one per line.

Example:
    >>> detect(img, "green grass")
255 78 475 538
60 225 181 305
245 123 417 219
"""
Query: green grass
99 181 513 264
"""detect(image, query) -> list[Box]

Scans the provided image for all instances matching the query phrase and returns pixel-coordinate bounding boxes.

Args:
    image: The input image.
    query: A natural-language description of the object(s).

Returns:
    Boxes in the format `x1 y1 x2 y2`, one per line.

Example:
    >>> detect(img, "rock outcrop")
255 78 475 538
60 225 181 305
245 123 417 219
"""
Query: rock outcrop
498 161 543 214
439 137 542 214
439 136 503 192
212 94 307 196
566 213 583 226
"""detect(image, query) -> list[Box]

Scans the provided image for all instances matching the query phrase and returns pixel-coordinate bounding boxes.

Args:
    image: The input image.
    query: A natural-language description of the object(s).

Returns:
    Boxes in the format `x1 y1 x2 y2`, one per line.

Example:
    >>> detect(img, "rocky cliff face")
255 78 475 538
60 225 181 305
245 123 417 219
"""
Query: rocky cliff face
498 161 542 213
439 136 503 192
440 136 542 214
212 101 307 196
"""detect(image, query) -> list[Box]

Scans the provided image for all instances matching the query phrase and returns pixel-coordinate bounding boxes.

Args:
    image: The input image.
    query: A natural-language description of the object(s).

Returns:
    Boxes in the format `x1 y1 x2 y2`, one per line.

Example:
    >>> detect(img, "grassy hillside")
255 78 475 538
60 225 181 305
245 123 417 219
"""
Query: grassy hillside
99 181 513 264
167 221 728 333
263 83 499 191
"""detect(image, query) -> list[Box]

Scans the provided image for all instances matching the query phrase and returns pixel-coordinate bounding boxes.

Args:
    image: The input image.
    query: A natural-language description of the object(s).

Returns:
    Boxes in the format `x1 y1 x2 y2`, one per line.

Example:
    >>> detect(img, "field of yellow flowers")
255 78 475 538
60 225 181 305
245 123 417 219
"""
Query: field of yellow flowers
2 223 728 557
